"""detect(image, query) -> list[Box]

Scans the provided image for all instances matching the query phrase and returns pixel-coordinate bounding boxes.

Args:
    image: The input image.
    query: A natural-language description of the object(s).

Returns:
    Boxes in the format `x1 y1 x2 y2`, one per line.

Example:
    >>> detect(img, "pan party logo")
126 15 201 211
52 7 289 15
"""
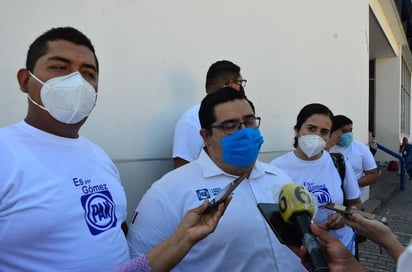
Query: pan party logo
81 190 117 235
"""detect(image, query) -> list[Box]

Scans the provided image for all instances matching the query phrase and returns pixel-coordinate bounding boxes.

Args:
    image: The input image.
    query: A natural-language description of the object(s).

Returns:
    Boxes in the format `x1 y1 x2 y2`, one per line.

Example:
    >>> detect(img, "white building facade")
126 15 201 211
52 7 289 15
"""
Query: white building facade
0 0 410 220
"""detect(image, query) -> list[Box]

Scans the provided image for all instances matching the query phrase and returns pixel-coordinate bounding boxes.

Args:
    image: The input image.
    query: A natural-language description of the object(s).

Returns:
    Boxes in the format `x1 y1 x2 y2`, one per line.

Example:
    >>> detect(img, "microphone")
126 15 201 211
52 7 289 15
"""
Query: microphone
278 184 329 272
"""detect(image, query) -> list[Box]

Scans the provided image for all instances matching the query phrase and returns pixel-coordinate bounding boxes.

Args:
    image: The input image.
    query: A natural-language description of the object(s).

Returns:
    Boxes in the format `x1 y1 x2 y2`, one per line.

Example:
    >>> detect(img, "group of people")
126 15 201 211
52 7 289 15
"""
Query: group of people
1 26 409 272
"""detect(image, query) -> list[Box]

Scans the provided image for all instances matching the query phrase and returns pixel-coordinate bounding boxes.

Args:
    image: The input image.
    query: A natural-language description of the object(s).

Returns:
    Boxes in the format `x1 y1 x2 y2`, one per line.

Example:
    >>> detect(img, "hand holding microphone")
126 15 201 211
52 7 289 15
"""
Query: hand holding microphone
257 184 329 272
278 184 329 272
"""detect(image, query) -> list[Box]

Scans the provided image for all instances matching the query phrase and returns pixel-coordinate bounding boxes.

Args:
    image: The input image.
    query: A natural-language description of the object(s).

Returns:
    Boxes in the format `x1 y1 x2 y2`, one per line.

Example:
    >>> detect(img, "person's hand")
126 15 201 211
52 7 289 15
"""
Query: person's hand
177 196 232 243
345 213 390 244
299 224 367 272
345 213 404 261
311 213 345 231
143 197 231 272
325 212 345 230
325 130 342 150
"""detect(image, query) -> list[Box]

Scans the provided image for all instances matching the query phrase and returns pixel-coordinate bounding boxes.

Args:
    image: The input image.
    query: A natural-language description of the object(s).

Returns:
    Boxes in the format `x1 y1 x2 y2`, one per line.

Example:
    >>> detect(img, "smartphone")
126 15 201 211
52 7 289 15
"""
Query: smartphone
257 203 301 245
325 203 388 225
207 172 249 209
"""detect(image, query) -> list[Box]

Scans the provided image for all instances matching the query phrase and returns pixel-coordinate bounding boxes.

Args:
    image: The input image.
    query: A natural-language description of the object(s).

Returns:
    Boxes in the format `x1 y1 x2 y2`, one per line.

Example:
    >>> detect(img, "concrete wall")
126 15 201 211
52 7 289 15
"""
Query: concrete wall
0 0 371 221
375 57 402 163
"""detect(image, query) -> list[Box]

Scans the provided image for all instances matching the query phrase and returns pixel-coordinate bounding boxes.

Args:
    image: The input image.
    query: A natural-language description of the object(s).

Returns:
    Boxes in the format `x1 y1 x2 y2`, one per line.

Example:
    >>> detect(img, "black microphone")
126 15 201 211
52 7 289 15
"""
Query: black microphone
278 184 329 272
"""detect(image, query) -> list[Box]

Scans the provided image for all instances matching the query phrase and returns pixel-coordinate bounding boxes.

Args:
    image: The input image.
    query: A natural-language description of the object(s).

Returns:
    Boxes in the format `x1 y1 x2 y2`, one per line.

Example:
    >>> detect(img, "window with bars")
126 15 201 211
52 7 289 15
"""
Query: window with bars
401 57 411 134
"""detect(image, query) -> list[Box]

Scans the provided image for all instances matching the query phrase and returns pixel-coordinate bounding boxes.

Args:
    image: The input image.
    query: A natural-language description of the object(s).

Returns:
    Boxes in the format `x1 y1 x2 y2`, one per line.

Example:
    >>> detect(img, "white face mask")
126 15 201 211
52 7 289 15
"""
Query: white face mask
28 71 97 124
298 134 326 158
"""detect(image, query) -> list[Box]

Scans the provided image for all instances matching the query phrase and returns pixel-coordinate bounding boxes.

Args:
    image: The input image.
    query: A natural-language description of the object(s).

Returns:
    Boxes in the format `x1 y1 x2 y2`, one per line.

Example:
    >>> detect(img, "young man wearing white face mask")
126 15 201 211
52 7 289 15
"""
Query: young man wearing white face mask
1 26 242 272
270 103 362 255
0 26 131 271
26 71 97 125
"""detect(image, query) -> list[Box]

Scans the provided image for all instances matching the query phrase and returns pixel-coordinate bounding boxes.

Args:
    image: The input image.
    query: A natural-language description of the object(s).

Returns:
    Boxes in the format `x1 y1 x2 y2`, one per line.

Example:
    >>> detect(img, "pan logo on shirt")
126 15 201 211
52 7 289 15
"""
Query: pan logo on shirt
304 182 331 206
196 187 221 201
81 190 117 235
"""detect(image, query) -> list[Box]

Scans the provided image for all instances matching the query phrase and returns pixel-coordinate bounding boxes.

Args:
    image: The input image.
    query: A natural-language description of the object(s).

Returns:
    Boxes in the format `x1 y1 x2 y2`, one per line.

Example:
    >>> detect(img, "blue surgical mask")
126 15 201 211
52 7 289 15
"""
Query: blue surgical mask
220 128 264 167
338 132 353 147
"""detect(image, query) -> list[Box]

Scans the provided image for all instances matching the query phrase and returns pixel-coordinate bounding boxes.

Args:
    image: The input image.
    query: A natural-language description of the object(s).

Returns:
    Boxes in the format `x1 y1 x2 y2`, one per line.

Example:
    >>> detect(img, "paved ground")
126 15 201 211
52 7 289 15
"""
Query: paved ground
358 167 412 271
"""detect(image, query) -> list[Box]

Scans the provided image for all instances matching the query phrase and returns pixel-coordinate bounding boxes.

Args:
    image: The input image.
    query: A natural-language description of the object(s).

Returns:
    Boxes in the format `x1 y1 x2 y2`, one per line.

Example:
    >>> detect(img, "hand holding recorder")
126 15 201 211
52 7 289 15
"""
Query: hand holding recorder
325 203 387 224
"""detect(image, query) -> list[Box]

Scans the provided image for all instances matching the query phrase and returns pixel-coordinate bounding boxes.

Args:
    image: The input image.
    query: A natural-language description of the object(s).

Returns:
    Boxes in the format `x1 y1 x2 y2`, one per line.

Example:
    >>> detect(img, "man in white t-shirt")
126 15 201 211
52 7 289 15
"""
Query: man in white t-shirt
0 27 130 271
327 115 379 202
128 87 307 271
172 60 246 168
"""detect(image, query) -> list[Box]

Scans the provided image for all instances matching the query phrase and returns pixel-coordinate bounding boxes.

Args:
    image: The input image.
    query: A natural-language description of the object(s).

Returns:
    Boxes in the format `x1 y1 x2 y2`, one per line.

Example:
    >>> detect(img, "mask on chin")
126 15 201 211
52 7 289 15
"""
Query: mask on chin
220 128 264 167
28 71 97 124
298 134 326 158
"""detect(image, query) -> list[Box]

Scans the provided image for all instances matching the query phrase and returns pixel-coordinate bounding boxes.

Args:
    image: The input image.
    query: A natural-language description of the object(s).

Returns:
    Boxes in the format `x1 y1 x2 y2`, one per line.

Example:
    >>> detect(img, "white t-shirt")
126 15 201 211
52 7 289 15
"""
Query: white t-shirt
397 243 412 272
127 149 307 272
172 104 204 162
270 151 361 254
0 121 129 272
330 140 377 201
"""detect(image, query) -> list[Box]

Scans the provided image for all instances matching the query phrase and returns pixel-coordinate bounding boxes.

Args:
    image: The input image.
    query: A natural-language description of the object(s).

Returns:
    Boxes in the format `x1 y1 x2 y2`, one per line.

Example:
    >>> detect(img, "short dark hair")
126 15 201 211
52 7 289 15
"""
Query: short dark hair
205 60 241 93
26 26 99 73
199 87 254 134
293 103 334 148
331 115 353 132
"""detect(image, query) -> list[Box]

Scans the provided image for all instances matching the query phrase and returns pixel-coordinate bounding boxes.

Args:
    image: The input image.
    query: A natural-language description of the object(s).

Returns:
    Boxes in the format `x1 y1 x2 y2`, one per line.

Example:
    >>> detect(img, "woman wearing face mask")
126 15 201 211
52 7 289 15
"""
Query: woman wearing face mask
270 103 363 255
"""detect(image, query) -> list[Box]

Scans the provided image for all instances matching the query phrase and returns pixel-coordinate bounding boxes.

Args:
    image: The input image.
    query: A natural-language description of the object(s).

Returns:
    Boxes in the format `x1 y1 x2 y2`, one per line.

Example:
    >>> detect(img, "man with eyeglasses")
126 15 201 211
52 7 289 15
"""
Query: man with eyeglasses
172 60 247 168
127 87 306 271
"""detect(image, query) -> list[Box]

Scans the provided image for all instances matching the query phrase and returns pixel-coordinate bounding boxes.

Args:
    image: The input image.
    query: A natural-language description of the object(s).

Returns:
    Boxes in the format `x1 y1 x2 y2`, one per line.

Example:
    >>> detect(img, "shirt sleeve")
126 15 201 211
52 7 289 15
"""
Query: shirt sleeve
172 107 204 162
359 143 377 171
126 185 180 259
110 255 152 272
397 243 412 272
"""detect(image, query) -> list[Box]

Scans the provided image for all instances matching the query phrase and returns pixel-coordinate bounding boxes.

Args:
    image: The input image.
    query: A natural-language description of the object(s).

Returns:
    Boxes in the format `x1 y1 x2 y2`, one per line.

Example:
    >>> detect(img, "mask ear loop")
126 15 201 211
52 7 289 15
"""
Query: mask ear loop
28 71 46 85
26 94 48 112
26 71 49 112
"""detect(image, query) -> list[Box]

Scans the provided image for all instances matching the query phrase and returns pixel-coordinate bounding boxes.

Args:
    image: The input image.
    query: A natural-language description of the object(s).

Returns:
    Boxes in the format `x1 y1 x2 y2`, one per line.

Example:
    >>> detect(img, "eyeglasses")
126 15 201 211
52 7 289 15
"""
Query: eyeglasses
225 79 247 88
235 79 247 88
211 116 261 135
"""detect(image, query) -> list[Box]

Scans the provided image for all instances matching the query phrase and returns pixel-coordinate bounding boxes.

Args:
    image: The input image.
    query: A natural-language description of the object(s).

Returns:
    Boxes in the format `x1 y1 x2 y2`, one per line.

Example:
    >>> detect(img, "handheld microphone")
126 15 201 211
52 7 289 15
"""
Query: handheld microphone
278 184 329 272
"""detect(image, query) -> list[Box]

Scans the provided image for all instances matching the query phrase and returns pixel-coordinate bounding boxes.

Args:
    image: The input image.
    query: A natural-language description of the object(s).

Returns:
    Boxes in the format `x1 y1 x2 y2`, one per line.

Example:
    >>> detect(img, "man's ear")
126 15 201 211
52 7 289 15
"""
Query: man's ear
227 80 240 91
17 68 30 93
200 128 212 146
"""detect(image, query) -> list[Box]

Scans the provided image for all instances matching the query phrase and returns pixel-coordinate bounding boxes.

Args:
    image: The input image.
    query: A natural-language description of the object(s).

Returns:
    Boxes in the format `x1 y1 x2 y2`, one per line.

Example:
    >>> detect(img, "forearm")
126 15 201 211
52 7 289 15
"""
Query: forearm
343 259 368 272
383 240 405 262
373 231 405 262
347 214 405 263
145 228 194 272
358 170 378 187
345 198 363 211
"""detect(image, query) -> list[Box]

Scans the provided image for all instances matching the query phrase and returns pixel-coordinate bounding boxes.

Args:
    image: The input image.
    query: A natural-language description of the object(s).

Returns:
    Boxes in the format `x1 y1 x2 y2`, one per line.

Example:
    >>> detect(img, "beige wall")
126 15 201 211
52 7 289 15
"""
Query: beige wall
0 0 379 221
